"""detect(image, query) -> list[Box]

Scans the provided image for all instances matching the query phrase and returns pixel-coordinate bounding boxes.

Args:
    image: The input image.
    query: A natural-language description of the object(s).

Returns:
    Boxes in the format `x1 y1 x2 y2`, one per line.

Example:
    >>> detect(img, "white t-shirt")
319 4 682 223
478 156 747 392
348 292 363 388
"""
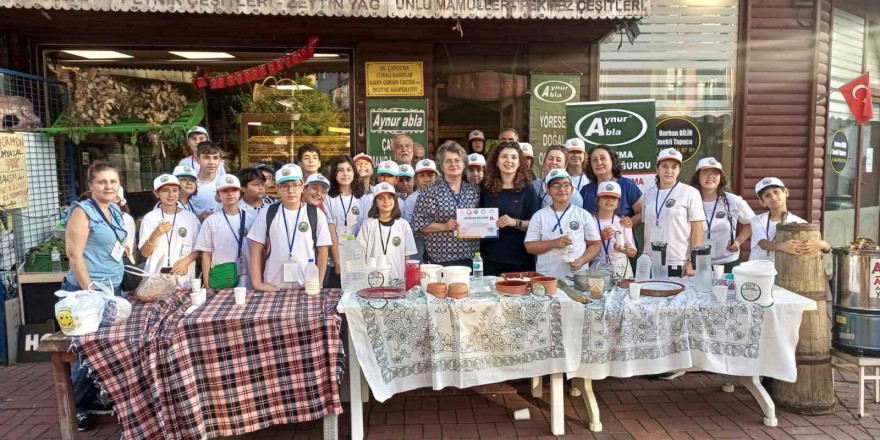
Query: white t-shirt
190 175 222 216
122 212 136 258
246 204 332 287
195 210 250 273
356 218 417 280
525 204 601 280
238 198 276 231
594 215 635 263
138 207 201 277
361 193 406 220
643 183 706 266
702 193 756 264
177 156 227 176
323 194 367 236
570 173 591 194
749 212 807 261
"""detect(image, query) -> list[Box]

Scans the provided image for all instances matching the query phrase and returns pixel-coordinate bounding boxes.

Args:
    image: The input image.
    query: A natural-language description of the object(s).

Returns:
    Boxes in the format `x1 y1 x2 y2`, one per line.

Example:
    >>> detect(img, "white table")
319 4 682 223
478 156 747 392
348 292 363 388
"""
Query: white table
338 288 585 439
566 282 817 431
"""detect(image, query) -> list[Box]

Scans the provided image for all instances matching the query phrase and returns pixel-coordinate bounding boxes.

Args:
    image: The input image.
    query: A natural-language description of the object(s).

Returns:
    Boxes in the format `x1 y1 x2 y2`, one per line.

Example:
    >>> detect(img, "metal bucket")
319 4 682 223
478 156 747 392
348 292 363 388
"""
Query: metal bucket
831 245 880 357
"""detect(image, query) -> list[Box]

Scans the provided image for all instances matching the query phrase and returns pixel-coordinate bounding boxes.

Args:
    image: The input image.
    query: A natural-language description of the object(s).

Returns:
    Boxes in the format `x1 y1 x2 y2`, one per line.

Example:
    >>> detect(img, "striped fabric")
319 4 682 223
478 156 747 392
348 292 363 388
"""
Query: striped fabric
74 289 343 440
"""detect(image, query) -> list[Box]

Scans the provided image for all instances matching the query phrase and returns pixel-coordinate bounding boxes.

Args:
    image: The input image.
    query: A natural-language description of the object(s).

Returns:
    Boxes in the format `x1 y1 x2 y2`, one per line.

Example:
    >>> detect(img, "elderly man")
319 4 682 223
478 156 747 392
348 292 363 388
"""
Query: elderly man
391 134 414 166
499 128 519 143
413 142 426 162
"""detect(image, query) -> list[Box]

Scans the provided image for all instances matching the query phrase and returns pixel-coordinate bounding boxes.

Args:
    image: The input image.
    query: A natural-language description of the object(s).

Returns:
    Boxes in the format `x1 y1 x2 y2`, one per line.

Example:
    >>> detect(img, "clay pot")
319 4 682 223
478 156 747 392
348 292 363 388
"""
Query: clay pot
427 282 448 298
448 283 469 299
531 276 558 295
495 280 529 295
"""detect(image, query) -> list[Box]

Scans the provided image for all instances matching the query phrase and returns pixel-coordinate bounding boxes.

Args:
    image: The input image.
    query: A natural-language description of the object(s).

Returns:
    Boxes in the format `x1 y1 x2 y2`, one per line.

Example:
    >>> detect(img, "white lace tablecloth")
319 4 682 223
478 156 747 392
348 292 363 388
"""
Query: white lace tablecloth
568 279 817 382
338 289 584 402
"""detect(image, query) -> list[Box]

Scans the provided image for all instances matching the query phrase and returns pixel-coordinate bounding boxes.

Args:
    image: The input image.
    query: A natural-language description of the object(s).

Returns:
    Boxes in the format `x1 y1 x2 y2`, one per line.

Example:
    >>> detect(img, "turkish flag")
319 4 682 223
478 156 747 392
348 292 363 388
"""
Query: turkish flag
840 72 875 125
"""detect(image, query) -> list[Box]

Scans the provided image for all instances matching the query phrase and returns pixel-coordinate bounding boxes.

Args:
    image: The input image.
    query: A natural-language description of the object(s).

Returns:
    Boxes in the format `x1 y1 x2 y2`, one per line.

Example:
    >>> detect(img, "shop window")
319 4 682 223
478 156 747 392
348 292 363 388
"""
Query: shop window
598 0 739 181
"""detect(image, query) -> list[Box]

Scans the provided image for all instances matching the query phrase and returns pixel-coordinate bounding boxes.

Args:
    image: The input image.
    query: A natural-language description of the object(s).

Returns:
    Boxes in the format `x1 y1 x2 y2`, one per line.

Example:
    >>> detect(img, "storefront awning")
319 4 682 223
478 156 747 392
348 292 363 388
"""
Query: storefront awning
2 0 649 19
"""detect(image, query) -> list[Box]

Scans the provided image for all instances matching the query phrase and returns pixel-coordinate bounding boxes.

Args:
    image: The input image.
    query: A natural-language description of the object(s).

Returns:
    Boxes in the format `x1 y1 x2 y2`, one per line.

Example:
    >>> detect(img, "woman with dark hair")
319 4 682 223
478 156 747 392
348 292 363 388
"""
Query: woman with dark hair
580 145 644 228
689 157 754 272
323 155 367 287
478 142 540 275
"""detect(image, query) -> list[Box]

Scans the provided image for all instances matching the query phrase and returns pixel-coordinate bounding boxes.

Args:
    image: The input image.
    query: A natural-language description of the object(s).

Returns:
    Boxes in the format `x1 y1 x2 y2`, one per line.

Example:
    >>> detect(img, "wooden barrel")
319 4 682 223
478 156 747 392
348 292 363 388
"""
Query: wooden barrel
770 223 836 415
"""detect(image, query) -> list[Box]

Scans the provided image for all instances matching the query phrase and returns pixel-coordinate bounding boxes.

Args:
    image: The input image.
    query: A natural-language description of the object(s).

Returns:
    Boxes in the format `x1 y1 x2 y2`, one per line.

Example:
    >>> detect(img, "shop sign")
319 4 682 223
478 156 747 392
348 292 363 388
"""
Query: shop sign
366 98 428 163
3 0 650 20
829 130 849 174
566 99 656 192
871 258 880 299
0 132 29 210
656 117 701 163
366 62 424 97
528 73 581 177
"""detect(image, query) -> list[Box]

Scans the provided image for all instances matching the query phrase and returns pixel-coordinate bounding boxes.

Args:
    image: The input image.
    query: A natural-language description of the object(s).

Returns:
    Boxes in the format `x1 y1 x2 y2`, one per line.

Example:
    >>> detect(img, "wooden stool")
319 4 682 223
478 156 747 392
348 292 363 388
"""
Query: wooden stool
831 349 880 417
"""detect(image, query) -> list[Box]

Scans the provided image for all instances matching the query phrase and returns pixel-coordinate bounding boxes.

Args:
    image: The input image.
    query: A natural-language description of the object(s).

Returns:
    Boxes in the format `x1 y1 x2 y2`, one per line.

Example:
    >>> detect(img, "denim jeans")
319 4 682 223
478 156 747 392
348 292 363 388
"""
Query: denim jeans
61 278 120 413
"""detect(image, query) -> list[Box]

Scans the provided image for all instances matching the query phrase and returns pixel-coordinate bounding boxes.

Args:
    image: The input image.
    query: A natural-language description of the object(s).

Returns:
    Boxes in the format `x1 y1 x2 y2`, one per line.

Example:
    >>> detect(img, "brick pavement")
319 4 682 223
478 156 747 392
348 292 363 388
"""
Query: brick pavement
2 362 878 440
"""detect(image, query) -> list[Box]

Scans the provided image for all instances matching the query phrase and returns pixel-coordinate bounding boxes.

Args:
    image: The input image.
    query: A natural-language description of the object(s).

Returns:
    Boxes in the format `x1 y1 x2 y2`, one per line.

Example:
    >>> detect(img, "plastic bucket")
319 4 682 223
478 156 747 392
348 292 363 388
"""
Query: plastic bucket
732 261 777 307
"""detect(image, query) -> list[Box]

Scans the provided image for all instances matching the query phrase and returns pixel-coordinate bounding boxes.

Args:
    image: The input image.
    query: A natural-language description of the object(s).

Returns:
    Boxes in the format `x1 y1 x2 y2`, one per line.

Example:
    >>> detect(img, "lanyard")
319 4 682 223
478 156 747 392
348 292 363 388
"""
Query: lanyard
340 195 354 226
161 207 179 267
184 200 194 212
538 178 547 202
706 197 720 239
191 156 196 168
222 210 246 258
282 205 304 259
552 204 571 233
575 174 584 191
88 199 126 243
378 221 393 255
595 216 615 260
444 179 462 208
653 182 679 227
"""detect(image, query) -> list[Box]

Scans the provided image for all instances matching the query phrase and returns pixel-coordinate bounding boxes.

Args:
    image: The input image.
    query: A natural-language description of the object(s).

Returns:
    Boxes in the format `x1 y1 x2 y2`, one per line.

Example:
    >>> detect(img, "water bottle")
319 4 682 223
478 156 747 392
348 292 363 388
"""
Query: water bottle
340 234 368 293
472 252 484 278
304 259 320 296
51 247 62 272
635 252 652 282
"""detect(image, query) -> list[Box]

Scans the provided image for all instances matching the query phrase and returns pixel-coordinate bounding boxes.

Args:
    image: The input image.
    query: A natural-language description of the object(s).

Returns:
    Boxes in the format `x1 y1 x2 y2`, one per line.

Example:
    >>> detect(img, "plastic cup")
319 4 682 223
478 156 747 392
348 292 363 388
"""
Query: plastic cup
233 287 247 305
713 265 724 280
190 289 206 306
714 285 728 303
191 279 201 292
628 282 642 301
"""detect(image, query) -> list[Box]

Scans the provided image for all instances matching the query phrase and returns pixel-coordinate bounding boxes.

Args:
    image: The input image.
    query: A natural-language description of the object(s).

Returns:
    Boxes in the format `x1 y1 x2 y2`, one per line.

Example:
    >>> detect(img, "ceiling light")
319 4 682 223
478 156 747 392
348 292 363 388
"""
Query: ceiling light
276 84 313 91
62 50 133 59
169 51 235 59
312 54 340 58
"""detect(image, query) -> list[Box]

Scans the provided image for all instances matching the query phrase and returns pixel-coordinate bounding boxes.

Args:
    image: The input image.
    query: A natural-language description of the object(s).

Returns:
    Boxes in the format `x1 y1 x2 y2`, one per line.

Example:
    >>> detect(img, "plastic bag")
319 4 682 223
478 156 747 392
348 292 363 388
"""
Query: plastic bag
129 266 177 302
89 279 132 325
55 288 106 336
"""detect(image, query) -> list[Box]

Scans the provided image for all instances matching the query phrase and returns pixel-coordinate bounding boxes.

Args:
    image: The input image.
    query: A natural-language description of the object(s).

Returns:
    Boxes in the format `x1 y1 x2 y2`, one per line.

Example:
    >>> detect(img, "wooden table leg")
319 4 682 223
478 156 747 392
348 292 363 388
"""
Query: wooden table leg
50 353 78 440
550 373 564 436
347 330 364 440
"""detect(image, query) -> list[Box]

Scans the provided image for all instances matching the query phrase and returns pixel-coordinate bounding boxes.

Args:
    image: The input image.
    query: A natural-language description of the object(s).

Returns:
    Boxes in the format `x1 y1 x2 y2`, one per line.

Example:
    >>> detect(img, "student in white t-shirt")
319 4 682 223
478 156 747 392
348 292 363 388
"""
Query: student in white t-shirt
247 164 332 291
532 145 585 208
592 181 637 278
565 138 590 194
138 174 201 283
237 167 276 231
466 153 486 186
195 175 251 289
525 169 602 280
357 182 417 280
404 159 438 262
642 148 706 277
189 141 225 220
396 164 416 199
173 165 199 213
363 161 405 214
690 157 755 271
177 126 227 176
323 156 369 285
750 177 827 261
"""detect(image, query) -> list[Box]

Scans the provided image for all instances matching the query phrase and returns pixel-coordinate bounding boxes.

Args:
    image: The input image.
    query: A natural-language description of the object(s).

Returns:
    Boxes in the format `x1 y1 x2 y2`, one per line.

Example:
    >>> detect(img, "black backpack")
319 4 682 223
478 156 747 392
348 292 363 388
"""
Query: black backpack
263 202 319 262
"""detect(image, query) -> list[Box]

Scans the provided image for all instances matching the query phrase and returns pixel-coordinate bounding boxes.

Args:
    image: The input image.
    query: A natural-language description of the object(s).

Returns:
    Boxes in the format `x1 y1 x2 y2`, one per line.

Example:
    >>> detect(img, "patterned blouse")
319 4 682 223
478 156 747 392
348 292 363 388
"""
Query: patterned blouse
411 178 481 263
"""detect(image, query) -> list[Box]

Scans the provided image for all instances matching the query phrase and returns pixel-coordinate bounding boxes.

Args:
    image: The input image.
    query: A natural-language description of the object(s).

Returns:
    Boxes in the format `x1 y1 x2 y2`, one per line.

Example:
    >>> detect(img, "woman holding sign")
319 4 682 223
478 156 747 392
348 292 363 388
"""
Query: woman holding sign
412 142 480 267
478 142 541 275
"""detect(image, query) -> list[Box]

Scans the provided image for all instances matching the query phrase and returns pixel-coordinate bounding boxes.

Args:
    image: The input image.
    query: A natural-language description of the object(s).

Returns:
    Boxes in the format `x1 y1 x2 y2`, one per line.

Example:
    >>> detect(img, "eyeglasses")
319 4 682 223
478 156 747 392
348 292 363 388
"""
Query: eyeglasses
277 182 303 191
549 183 573 191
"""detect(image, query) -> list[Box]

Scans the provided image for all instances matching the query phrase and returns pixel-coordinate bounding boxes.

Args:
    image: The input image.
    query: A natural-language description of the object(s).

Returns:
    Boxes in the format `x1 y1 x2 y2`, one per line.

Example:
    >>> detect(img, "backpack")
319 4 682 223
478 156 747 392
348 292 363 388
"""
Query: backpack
263 202 318 263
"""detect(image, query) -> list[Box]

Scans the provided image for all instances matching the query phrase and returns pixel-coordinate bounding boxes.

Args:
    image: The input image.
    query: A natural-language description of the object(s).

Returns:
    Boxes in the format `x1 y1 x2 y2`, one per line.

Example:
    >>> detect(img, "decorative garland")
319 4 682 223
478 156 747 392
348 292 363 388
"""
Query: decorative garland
193 36 319 91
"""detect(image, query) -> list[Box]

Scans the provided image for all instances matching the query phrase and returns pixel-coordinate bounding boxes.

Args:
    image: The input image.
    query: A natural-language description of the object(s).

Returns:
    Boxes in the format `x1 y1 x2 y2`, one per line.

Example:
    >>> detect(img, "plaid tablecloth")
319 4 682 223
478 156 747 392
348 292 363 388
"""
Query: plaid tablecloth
73 289 344 440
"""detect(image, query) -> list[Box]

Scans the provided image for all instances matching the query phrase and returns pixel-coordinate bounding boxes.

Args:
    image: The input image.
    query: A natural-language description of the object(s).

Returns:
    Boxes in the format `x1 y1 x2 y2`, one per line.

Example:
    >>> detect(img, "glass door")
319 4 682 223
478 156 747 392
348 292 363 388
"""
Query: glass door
858 104 880 242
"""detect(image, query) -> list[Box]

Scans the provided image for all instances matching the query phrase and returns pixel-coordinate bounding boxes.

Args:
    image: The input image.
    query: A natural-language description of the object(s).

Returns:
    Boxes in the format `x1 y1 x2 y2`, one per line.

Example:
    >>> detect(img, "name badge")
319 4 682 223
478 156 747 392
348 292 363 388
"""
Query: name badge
283 261 298 283
111 241 125 262
180 244 191 258
237 255 248 276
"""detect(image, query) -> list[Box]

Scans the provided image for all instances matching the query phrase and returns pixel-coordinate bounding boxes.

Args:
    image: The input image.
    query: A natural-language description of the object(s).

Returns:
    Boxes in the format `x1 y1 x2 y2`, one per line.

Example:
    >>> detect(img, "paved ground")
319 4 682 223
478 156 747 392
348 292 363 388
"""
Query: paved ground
1 361 878 440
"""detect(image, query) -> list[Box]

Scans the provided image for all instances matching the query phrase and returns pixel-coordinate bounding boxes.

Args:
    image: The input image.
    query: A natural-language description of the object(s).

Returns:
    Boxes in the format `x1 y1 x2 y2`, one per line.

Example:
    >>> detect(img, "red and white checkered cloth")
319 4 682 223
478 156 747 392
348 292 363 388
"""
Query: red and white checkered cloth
74 289 343 440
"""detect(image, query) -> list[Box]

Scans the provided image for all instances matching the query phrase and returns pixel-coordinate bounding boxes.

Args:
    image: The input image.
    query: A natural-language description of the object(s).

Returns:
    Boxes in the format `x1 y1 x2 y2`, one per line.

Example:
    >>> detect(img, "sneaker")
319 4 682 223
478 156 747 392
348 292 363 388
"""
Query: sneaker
654 371 686 380
77 412 95 432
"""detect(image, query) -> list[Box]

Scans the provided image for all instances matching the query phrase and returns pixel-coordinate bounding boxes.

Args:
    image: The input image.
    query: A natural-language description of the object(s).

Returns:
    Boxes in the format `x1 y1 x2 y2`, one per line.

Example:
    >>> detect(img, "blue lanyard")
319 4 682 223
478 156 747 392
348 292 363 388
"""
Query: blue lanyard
340 195 354 226
538 178 547 202
160 207 178 267
653 182 679 226
444 179 462 208
575 174 584 190
222 210 246 258
191 156 196 168
552 204 571 233
595 216 616 260
706 196 720 239
281 205 304 259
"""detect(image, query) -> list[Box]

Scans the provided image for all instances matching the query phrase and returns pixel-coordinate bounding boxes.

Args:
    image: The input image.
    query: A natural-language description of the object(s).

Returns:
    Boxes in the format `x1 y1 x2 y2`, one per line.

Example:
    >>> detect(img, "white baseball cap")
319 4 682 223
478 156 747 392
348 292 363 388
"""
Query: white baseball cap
377 161 400 176
353 153 373 164
306 173 331 189
467 153 486 167
468 130 485 141
173 165 198 180
597 181 622 198
398 164 415 178
696 157 723 172
153 174 180 191
755 177 786 196
565 138 586 153
519 142 534 158
415 159 438 174
372 182 397 197
216 174 242 192
657 148 684 164
275 164 303 185
187 126 209 137
544 168 572 187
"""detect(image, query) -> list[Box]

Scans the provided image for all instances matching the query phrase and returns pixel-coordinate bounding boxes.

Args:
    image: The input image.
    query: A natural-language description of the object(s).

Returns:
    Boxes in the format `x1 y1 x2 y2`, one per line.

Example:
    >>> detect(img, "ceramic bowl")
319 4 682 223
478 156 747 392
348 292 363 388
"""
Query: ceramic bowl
448 283 469 299
495 280 529 295
426 282 448 298
531 276 558 295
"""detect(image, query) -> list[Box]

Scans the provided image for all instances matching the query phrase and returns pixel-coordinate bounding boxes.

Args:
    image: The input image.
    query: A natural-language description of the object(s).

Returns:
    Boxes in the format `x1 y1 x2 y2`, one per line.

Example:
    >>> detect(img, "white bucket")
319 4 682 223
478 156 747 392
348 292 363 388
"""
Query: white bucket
420 264 443 289
440 266 471 287
732 260 777 307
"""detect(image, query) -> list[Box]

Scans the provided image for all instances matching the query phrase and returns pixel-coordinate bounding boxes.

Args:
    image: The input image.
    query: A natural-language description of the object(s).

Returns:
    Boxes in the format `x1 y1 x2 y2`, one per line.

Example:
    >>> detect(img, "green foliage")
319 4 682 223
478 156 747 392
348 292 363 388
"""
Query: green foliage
228 75 342 136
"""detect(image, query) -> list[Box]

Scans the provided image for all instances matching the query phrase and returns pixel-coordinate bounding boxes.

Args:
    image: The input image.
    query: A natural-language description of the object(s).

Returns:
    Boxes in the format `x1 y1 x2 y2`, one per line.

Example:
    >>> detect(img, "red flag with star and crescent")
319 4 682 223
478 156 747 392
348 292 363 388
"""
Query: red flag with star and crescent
840 72 875 125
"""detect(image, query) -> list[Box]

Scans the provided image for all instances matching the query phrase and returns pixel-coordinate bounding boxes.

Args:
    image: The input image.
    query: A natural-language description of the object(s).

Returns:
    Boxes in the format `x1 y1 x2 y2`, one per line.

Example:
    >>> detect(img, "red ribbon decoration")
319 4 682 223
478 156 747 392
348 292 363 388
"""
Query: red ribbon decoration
193 36 319 91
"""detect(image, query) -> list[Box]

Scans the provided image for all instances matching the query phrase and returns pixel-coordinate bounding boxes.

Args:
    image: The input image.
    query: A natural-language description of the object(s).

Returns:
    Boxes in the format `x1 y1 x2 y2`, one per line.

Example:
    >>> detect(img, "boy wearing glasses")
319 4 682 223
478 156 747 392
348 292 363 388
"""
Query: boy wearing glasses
525 169 602 280
247 164 332 292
